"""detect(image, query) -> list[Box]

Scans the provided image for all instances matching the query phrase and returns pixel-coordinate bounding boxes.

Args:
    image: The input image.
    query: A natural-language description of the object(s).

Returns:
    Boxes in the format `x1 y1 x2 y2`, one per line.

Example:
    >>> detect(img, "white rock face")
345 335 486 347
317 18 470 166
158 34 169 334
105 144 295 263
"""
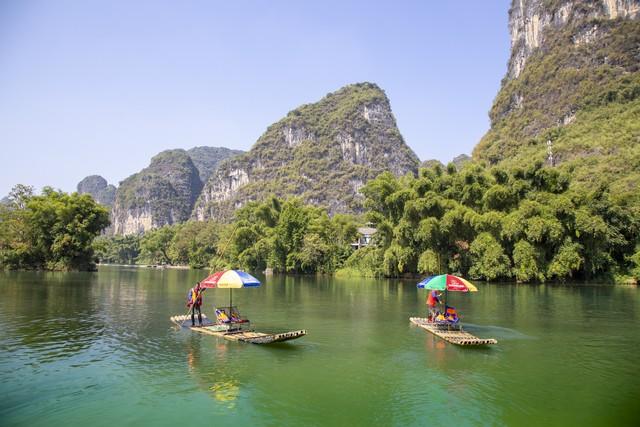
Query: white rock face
363 103 385 122
194 168 249 220
229 168 249 192
337 132 368 164
283 126 315 148
572 24 603 45
350 178 364 194
113 207 154 235
507 0 639 80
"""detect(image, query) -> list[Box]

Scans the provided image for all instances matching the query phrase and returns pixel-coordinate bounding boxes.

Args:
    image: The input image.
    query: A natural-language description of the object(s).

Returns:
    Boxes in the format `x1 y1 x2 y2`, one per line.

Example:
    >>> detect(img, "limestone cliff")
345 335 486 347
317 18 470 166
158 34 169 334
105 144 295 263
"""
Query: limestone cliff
475 0 640 202
507 0 638 79
112 150 203 235
193 82 420 220
76 175 116 207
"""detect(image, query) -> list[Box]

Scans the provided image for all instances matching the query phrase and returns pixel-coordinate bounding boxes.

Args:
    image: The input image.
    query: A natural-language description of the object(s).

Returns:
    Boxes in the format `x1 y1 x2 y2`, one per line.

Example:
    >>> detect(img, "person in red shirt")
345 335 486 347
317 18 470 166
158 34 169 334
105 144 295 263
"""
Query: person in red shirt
426 290 442 322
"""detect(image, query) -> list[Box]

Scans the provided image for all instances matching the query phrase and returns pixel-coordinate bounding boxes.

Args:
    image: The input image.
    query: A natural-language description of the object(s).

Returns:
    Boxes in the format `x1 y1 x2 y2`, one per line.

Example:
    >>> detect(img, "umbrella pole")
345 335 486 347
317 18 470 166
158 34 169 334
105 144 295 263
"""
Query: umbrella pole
229 288 233 314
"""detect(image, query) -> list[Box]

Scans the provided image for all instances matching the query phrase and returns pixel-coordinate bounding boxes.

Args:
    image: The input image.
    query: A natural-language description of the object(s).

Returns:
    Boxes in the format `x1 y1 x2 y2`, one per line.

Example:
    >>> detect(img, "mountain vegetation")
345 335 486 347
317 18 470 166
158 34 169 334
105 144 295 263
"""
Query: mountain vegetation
475 5 640 207
111 149 203 235
194 82 420 221
186 146 245 183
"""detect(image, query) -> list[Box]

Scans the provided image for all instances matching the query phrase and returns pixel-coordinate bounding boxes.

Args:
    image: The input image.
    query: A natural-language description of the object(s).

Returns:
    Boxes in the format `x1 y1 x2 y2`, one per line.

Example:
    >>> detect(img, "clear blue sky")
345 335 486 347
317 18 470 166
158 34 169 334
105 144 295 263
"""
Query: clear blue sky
0 0 510 196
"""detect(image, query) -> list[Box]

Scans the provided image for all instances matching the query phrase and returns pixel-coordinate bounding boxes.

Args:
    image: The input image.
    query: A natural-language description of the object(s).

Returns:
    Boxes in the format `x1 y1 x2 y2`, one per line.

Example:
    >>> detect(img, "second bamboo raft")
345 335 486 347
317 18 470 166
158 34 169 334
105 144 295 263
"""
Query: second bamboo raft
170 314 306 344
410 317 497 346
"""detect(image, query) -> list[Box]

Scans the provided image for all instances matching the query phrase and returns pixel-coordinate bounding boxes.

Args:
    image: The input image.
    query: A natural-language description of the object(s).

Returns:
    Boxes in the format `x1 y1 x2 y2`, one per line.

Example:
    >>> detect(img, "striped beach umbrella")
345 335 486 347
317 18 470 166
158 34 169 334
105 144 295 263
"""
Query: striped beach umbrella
200 270 261 312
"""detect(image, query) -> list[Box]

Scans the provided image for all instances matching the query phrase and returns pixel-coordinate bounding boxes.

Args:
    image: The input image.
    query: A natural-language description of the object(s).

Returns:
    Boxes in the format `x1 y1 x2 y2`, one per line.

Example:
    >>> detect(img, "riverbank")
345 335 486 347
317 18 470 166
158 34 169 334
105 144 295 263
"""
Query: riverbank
97 263 191 270
94 263 638 286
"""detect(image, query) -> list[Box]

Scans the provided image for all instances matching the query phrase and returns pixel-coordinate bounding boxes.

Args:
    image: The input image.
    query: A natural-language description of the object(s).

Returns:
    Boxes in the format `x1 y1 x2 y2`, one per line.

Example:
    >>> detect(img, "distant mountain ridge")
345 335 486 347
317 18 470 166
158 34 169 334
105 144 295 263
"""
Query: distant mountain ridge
187 146 245 183
194 82 421 220
77 146 244 235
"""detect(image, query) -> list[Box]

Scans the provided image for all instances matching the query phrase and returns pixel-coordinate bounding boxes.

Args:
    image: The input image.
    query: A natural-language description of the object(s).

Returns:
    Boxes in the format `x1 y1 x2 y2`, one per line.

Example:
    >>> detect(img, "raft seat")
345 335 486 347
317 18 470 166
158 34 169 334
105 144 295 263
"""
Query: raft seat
215 307 250 325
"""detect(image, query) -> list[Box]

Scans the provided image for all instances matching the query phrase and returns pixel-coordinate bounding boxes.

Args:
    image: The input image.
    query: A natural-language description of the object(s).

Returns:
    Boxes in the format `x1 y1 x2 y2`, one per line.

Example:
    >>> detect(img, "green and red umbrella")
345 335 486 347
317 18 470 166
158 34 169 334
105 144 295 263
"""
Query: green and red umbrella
417 274 477 292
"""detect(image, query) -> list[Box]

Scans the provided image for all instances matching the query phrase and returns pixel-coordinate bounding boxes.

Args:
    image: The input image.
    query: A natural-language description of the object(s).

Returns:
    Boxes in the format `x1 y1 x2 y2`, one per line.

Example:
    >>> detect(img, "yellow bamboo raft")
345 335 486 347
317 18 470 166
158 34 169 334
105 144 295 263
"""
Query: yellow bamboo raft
170 314 306 344
410 317 497 346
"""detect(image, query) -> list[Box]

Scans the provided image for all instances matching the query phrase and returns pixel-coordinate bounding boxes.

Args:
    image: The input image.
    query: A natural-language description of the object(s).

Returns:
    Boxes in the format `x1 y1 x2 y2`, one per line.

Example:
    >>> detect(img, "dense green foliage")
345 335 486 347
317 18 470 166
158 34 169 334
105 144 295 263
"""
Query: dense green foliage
95 197 359 274
93 161 640 283
341 163 639 282
225 197 358 273
0 185 110 270
195 82 420 220
93 235 140 265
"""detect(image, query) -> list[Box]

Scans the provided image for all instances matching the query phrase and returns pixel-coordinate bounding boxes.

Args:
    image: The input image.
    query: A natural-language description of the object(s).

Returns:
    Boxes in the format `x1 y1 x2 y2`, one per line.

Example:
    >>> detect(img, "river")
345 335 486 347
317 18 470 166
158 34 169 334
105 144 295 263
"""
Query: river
0 266 638 426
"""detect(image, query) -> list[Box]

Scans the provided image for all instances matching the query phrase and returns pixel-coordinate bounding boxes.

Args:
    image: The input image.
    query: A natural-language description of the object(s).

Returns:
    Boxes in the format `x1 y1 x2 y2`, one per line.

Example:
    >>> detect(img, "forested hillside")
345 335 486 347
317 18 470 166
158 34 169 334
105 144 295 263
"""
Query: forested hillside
194 82 420 221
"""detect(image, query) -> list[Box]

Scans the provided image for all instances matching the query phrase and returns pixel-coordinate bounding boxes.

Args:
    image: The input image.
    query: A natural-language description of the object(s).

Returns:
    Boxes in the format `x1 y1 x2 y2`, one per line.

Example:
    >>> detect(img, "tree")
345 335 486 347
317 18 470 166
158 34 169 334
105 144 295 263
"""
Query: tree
93 235 140 265
468 232 511 280
512 240 544 282
547 239 584 281
140 226 176 265
274 198 309 273
0 186 110 270
417 249 440 275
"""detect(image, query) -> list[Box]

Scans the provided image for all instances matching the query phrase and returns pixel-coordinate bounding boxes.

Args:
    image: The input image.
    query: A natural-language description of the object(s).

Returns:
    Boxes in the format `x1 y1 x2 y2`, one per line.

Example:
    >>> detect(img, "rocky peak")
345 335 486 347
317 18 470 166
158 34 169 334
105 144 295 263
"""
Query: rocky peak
76 175 116 207
452 154 471 170
112 149 203 235
507 0 639 80
186 146 244 182
194 82 420 220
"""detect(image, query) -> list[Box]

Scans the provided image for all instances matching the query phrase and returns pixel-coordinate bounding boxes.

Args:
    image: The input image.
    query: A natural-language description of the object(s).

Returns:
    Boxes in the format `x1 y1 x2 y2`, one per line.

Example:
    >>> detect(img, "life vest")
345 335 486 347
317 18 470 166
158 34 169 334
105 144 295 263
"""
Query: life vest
186 287 202 306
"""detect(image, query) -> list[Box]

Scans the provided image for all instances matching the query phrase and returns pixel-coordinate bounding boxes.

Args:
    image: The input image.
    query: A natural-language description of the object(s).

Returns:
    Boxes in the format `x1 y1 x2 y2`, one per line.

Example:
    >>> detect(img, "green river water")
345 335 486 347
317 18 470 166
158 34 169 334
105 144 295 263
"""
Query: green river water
0 266 638 426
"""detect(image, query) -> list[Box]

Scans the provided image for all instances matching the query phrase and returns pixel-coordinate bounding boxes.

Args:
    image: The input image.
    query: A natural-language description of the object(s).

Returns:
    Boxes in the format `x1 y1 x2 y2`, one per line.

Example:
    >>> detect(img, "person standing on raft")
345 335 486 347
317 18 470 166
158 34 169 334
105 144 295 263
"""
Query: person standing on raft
426 290 442 322
188 282 204 327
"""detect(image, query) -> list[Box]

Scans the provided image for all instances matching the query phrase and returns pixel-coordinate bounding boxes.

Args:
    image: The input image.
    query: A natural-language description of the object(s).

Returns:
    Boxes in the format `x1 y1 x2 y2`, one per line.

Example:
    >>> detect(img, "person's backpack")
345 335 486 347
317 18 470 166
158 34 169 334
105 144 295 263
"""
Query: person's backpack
186 289 193 306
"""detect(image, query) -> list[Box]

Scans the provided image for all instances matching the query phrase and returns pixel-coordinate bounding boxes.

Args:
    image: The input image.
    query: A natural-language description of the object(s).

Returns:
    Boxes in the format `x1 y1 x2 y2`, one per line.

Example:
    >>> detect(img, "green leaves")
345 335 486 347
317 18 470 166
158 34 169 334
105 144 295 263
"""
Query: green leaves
354 160 639 282
469 233 511 281
547 239 584 280
0 186 110 270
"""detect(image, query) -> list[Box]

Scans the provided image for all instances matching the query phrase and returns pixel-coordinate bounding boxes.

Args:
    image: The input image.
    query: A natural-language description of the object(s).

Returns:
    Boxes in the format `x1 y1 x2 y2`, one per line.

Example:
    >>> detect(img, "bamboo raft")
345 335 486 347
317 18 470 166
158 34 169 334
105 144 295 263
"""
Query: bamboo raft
170 314 306 344
410 317 497 346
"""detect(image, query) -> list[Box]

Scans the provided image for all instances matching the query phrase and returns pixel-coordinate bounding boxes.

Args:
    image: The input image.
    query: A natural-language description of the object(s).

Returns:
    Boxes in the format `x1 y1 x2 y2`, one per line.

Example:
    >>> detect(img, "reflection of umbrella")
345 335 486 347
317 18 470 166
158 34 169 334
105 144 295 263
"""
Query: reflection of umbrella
417 274 477 292
200 270 261 310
